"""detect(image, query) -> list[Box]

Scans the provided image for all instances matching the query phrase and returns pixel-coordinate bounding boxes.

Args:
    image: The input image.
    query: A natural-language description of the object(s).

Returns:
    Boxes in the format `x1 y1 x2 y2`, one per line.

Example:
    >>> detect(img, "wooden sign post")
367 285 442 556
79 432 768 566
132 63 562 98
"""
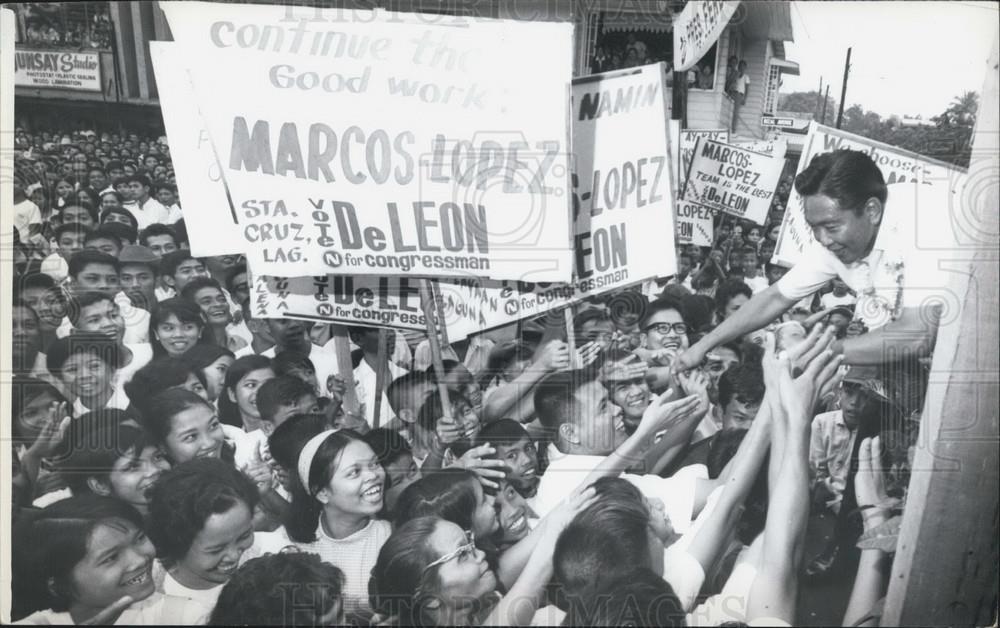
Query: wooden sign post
419 279 452 418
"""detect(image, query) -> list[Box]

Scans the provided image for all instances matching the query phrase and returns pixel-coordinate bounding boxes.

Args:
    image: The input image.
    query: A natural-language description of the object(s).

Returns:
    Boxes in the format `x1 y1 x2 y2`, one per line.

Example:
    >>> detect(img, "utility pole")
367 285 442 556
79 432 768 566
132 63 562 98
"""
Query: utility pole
822 85 830 125
816 76 823 120
836 47 852 129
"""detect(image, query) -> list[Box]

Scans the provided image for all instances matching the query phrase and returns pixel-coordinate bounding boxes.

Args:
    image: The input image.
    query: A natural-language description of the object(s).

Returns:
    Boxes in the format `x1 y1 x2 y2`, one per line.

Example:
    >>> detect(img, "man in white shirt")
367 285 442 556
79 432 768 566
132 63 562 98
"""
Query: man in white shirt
13 179 43 244
530 369 718 534
122 173 170 230
253 319 340 399
679 149 951 369
819 277 857 309
350 326 408 427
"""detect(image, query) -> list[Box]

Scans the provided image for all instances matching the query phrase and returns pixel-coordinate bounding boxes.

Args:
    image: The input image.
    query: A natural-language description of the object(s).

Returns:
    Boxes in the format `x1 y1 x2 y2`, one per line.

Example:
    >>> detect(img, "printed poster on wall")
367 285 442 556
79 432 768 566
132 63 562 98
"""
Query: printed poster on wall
161 1 575 282
681 137 784 225
773 122 968 267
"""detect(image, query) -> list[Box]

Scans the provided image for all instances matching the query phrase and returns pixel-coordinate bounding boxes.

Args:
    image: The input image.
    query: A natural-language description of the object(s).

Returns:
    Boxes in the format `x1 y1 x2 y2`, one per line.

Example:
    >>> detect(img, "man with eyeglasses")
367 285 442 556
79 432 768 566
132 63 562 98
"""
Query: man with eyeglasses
633 296 690 393
678 149 953 371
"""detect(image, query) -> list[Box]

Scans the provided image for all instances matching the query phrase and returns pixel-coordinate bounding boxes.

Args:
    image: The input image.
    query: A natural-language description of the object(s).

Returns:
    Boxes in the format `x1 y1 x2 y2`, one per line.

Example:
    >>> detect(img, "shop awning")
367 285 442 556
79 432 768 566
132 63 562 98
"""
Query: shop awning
771 57 800 76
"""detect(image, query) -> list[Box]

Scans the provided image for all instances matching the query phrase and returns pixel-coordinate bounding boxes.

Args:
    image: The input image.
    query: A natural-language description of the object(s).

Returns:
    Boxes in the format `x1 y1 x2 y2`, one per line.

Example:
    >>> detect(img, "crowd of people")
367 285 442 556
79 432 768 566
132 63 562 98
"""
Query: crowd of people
14 2 114 50
8 120 930 626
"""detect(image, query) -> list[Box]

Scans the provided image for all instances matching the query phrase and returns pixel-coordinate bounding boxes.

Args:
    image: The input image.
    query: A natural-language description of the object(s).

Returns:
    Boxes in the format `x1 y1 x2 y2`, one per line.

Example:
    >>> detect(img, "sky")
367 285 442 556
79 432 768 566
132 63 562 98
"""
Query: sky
782 1 998 119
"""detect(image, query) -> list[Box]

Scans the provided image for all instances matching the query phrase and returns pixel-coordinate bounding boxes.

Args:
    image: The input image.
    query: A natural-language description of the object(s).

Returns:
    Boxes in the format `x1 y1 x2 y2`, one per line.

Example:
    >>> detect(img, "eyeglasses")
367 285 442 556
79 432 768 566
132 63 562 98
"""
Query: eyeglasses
422 530 476 575
643 322 688 335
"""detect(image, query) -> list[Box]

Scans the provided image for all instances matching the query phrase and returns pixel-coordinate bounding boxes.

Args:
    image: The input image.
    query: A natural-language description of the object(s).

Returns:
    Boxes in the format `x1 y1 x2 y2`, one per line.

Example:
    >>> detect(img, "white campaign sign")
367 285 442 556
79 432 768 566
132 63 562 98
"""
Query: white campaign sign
773 123 968 267
251 274 428 331
682 138 784 225
440 63 677 340
678 128 728 190
675 200 714 246
673 1 740 72
149 42 245 257
161 2 574 282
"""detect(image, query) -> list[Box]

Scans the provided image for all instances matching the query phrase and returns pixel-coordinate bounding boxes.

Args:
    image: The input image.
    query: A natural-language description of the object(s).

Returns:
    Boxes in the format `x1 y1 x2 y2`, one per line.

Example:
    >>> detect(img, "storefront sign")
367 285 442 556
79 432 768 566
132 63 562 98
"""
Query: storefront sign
14 48 101 92
161 1 574 282
682 137 784 225
673 1 741 72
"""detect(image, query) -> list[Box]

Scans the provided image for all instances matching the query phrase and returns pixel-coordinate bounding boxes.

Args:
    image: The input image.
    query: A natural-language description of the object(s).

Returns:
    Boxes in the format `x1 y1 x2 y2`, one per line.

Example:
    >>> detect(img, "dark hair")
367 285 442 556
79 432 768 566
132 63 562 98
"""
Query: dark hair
416 389 478 457
680 294 715 333
10 375 67 441
46 332 122 377
256 376 317 424
179 276 225 304
62 202 99 224
574 308 613 332
126 356 207 415
363 427 412 485
67 249 119 279
553 477 652 614
534 369 593 433
159 250 203 278
714 278 753 316
385 370 433 416
54 222 93 243
208 553 345 626
148 458 259 562
393 467 481 532
564 567 684 627
268 413 329 472
99 204 137 227
99 220 138 245
368 516 445 625
286 429 369 543
12 496 146 617
224 263 248 295
219 355 274 428
58 411 156 495
125 172 151 188
477 418 532 448
181 343 235 372
140 387 215 449
718 364 765 408
149 298 208 358
272 350 316 378
138 223 178 247
66 290 115 327
485 340 534 375
794 149 888 214
639 296 688 330
84 225 125 249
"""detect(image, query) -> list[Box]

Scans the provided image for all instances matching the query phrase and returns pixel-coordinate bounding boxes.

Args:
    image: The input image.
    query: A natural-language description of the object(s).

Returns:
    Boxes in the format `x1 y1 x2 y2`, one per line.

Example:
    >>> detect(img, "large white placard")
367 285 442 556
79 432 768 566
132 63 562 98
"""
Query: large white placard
682 138 784 225
149 42 245 257
160 2 574 282
440 63 677 340
773 123 968 267
673 1 740 72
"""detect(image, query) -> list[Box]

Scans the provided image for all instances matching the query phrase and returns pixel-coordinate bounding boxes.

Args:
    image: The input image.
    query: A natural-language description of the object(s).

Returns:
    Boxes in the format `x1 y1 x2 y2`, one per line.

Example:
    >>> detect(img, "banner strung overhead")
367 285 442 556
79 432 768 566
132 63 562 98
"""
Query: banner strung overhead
251 274 428 331
149 42 244 257
440 63 677 340
14 48 101 91
773 122 968 267
681 137 784 225
160 2 574 282
673 1 741 72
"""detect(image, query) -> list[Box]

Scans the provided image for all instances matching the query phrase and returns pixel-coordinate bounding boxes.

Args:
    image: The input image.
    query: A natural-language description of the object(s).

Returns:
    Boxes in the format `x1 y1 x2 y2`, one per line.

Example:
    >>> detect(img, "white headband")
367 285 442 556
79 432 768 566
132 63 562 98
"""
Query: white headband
297 429 339 494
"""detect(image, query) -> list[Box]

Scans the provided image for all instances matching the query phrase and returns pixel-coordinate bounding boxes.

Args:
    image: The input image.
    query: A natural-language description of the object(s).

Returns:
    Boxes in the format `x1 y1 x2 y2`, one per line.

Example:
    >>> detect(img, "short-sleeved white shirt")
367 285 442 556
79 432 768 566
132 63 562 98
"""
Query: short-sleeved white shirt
535 443 706 534
777 182 956 329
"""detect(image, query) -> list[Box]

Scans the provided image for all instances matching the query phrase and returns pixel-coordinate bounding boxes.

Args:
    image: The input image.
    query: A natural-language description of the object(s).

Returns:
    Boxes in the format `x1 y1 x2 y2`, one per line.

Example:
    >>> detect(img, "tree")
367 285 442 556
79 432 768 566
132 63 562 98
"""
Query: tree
932 91 978 128
778 90 838 122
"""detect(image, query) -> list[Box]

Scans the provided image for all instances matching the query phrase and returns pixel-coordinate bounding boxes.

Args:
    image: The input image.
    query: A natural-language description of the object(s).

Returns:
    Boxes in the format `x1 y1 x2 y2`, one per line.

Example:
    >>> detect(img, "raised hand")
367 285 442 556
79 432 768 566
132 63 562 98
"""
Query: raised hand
242 442 273 494
855 436 892 512
675 343 708 373
452 443 507 490
676 368 711 416
81 595 135 625
542 485 598 534
776 342 843 423
575 341 602 368
637 388 701 440
326 373 347 400
27 401 71 460
435 415 464 447
536 339 571 372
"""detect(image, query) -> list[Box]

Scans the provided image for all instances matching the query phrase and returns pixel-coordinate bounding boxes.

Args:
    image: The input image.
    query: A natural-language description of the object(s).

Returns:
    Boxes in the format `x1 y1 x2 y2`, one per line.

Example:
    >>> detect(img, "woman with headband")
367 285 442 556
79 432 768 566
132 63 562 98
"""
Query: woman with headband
285 428 391 621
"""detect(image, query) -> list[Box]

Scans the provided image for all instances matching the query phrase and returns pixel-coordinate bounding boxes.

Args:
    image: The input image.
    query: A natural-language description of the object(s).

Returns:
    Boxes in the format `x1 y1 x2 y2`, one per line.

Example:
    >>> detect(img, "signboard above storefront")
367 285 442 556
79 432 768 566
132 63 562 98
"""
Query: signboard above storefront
14 48 101 92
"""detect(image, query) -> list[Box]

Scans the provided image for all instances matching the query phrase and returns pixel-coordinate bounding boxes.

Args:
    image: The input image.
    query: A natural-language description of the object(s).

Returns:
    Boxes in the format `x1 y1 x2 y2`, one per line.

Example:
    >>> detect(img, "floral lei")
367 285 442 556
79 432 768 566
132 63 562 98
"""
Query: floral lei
857 256 905 327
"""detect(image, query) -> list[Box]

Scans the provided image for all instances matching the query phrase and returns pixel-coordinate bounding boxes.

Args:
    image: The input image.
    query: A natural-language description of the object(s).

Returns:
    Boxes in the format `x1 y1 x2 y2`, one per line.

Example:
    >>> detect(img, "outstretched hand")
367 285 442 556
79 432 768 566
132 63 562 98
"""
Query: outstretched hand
638 388 702 441
453 443 507 491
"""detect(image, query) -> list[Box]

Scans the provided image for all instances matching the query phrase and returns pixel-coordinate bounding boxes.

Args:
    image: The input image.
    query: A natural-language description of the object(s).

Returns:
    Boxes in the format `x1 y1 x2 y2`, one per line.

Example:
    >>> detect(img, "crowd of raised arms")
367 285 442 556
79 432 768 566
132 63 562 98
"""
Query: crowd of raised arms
9 124 928 626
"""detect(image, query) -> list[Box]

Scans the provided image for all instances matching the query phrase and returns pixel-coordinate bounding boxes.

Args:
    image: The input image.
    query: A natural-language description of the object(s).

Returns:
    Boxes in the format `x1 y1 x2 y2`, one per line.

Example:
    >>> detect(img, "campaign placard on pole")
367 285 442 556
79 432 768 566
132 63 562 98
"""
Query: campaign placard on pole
673 1 741 72
773 122 968 267
675 200 714 246
681 138 784 225
161 2 574 282
439 63 677 340
251 274 427 331
149 42 245 257
678 128 728 189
